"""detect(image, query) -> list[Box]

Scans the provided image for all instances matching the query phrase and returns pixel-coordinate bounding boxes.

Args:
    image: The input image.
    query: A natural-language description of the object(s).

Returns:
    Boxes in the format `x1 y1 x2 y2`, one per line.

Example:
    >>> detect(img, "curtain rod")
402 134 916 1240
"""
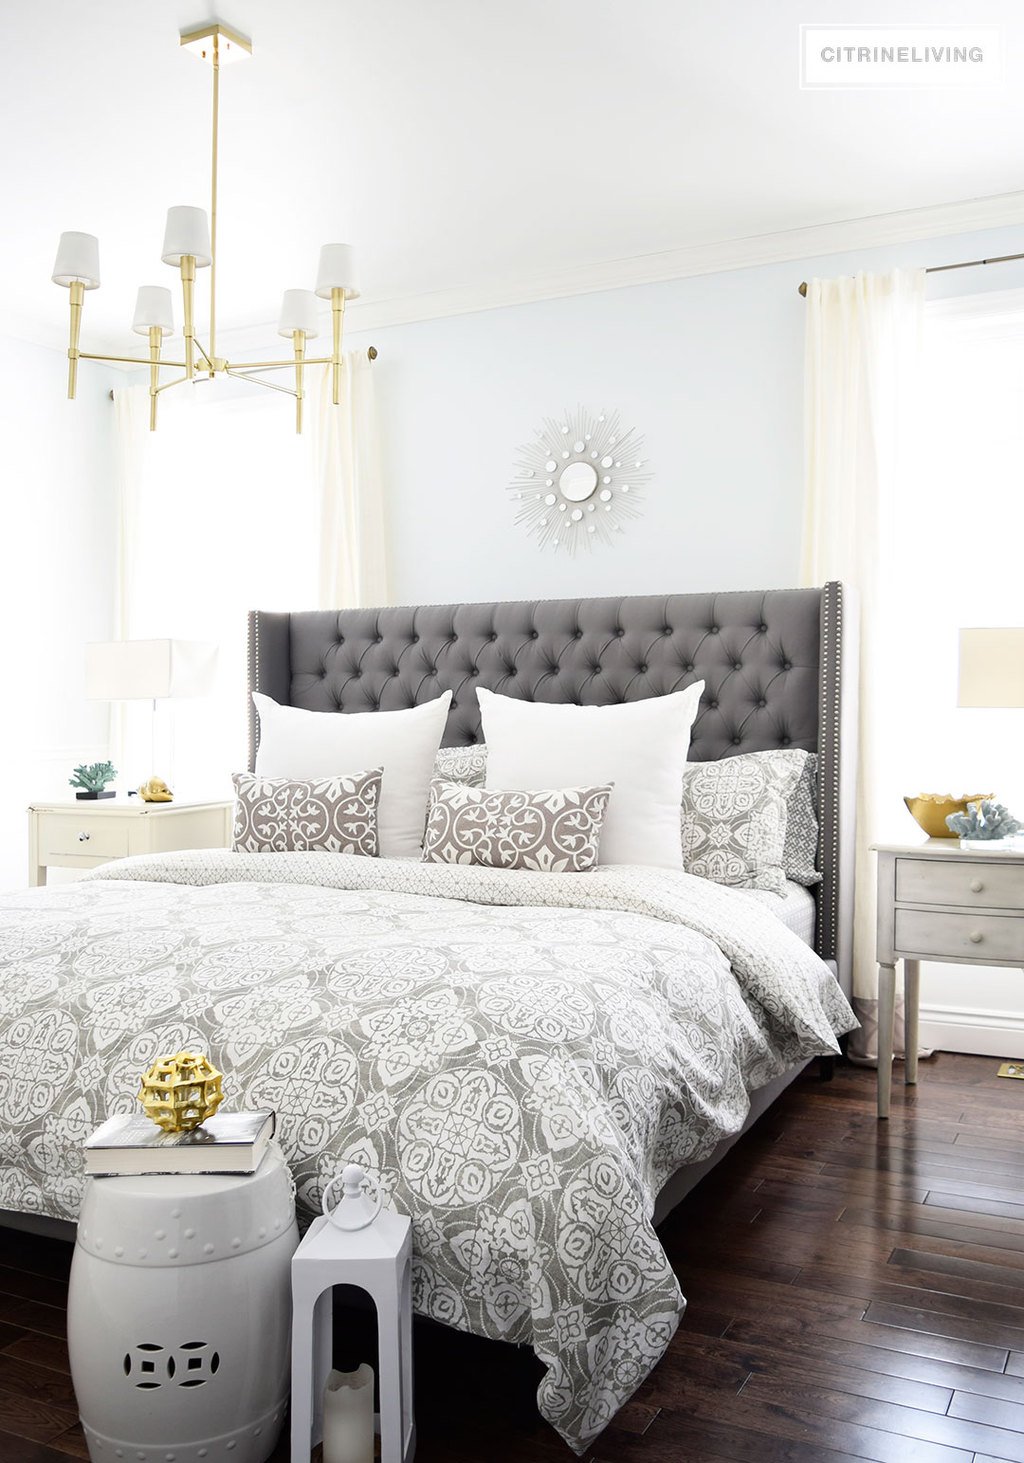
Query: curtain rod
797 252 1024 297
106 344 378 399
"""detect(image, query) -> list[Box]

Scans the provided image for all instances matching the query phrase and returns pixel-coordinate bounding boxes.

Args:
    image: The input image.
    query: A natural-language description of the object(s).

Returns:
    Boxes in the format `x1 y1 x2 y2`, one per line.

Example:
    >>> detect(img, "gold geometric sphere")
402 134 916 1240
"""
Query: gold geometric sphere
138 1050 225 1133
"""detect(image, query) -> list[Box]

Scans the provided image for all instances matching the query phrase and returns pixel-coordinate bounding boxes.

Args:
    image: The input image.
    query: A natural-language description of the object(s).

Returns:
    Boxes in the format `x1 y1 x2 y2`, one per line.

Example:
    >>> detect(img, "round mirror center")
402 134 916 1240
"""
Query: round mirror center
559 461 599 503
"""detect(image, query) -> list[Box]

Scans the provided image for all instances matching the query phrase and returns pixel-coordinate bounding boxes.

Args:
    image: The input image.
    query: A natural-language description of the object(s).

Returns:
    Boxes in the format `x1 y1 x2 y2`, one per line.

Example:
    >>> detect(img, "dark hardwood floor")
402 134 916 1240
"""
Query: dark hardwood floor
6 1053 1024 1462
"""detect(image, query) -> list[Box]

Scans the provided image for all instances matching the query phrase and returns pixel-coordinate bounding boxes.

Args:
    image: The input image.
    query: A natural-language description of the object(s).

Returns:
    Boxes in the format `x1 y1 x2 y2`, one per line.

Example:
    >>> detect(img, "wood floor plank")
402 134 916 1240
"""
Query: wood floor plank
1 1334 72 1375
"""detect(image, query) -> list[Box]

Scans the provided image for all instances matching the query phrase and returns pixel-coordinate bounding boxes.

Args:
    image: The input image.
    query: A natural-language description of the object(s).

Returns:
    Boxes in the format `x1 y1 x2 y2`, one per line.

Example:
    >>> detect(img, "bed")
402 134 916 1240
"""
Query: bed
0 584 857 1455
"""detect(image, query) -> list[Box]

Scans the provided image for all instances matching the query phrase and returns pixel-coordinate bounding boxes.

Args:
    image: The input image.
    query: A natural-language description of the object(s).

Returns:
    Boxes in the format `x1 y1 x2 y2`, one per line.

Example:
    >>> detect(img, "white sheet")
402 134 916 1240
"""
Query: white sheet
741 880 817 947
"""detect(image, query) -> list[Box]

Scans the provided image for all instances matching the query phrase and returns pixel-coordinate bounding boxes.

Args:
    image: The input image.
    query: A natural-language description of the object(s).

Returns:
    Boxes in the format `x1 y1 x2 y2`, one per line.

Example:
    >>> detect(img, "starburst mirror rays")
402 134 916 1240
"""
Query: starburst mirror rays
508 407 651 554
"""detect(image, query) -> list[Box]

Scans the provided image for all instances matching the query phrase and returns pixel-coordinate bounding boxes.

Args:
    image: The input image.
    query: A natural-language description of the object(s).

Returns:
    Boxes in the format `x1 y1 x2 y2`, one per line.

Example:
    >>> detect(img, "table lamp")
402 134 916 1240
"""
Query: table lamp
86 639 217 792
958 628 1024 710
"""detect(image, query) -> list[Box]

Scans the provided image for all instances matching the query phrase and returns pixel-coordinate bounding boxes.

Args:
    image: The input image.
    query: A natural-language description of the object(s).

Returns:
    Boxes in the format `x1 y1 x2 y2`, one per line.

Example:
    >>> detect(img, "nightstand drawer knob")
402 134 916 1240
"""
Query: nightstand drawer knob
77 832 90 842
970 878 984 894
969 930 984 944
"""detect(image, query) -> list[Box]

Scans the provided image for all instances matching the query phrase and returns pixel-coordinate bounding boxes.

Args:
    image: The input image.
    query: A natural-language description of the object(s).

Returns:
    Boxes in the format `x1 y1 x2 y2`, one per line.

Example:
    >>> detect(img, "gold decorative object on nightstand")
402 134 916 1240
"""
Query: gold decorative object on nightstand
139 1051 225 1132
137 777 174 803
904 793 991 839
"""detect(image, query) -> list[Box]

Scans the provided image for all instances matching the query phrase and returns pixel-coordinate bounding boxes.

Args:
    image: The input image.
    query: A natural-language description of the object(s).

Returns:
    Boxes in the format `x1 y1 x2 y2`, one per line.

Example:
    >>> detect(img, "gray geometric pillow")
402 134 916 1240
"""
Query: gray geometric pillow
783 751 821 887
422 778 612 873
432 745 488 787
680 751 803 895
232 769 382 856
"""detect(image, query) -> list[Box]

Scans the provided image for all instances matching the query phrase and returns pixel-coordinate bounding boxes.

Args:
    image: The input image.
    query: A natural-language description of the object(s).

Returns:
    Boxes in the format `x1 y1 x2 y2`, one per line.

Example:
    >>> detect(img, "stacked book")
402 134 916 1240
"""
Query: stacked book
84 1110 275 1176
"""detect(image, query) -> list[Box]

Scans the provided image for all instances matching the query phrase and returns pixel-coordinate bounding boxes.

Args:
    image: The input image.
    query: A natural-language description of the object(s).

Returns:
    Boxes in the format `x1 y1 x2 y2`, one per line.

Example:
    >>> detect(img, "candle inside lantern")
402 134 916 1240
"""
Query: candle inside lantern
322 1364 375 1463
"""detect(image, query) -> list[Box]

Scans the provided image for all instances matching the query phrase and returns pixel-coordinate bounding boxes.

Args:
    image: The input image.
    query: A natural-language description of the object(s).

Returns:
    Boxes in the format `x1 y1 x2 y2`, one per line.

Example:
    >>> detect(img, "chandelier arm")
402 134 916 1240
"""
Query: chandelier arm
155 375 191 395
225 368 298 398
194 337 215 369
222 357 333 372
80 351 190 368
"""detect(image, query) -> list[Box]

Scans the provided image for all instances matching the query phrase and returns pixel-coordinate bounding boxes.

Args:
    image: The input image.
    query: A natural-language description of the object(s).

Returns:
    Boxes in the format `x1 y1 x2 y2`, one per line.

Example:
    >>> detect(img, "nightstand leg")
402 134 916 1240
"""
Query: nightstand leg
877 962 896 1120
904 959 920 1086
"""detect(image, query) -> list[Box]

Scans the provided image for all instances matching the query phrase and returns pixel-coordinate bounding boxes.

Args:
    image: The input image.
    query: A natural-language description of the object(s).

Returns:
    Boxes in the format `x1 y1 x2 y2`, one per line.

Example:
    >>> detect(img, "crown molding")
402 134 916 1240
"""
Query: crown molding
25 188 1024 368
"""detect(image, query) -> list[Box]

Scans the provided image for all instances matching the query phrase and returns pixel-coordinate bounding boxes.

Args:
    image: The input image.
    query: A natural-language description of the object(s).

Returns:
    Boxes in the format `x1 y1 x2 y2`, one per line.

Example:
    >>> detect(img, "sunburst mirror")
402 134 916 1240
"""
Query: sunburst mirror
508 407 651 554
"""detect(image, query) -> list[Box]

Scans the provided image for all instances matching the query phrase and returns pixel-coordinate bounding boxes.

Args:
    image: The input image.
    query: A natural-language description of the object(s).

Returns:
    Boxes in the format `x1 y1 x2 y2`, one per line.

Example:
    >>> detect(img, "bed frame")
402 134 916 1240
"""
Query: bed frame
248 583 858 1220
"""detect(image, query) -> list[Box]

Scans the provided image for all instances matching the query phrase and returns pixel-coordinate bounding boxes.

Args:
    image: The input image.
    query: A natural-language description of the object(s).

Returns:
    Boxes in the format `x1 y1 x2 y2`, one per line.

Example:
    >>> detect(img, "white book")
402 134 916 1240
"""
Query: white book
83 1110 275 1176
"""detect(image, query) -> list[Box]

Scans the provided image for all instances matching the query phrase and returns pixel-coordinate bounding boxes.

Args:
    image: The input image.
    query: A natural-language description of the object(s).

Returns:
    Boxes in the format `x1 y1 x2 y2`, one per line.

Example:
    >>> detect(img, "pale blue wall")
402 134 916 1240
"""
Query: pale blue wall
345 222 1024 606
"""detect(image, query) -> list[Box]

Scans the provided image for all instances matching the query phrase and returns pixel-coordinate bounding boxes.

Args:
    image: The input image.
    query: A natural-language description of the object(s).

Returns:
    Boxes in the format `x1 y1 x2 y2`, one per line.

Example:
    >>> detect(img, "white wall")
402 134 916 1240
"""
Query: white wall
0 339 120 889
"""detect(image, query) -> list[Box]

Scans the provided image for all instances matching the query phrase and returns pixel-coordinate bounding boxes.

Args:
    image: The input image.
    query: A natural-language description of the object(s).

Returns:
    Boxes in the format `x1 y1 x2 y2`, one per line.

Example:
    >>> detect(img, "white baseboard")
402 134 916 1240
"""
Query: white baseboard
920 1002 1024 1058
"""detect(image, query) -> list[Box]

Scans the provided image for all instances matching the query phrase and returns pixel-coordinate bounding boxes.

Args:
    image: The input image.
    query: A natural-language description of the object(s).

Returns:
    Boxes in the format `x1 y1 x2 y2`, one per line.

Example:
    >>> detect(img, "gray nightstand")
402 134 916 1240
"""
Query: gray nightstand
874 839 1024 1118
28 798 233 886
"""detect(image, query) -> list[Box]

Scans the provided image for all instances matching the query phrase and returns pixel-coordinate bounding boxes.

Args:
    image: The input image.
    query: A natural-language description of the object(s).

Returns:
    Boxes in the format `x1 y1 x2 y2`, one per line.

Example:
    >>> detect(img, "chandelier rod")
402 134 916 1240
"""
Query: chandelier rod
209 31 220 366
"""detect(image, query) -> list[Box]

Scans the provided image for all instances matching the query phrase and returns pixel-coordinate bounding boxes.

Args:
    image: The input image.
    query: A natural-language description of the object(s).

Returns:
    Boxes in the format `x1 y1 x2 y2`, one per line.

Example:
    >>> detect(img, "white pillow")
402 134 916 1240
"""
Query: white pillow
252 691 452 859
478 684 703 869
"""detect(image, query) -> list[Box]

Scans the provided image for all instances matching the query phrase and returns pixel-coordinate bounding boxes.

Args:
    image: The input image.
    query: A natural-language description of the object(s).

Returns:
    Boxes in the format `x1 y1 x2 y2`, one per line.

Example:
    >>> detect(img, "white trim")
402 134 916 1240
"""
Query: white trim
24 188 1024 365
920 1001 1024 1058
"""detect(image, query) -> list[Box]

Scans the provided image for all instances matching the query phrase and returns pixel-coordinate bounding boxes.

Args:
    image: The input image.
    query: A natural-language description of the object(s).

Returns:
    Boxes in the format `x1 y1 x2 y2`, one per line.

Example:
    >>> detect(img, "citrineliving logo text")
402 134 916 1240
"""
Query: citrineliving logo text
800 26 1002 89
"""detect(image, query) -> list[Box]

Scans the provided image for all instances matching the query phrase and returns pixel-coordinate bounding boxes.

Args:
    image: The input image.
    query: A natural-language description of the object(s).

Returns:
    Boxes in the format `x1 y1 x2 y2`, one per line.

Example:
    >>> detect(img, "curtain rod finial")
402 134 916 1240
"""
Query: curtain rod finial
798 281 808 298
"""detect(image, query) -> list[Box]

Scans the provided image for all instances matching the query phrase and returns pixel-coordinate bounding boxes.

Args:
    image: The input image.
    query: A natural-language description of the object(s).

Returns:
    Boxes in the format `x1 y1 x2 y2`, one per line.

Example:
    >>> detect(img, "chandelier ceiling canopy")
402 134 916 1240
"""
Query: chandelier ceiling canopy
52 21 361 432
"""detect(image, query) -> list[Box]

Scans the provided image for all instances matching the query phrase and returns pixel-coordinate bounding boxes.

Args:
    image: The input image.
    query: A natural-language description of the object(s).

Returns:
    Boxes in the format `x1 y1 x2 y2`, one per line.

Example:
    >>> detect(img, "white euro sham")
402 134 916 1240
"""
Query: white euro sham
252 690 451 858
478 683 703 868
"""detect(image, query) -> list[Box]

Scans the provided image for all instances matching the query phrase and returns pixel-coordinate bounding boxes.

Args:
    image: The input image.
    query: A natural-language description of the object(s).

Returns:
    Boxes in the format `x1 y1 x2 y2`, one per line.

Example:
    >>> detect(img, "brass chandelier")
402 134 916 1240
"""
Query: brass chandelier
52 21 360 433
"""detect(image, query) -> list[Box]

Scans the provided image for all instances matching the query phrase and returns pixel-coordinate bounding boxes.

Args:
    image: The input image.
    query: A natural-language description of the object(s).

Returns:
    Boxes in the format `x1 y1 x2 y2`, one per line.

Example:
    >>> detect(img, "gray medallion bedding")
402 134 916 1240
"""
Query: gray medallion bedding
0 851 855 1454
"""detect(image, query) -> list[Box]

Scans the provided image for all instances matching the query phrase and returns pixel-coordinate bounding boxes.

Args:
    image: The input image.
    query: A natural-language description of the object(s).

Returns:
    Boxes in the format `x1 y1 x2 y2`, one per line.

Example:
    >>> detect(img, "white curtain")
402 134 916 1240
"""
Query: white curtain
801 268 926 1059
110 384 150 766
311 353 389 609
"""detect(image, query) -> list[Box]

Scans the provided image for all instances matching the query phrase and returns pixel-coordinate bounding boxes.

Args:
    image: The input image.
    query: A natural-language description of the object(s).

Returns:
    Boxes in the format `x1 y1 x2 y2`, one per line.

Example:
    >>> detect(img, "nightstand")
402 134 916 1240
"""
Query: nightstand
28 798 233 886
874 839 1024 1118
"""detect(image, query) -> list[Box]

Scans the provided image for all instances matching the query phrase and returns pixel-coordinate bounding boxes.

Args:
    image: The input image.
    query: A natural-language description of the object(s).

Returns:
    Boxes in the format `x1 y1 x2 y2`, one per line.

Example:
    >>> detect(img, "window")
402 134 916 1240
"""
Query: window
123 386 316 795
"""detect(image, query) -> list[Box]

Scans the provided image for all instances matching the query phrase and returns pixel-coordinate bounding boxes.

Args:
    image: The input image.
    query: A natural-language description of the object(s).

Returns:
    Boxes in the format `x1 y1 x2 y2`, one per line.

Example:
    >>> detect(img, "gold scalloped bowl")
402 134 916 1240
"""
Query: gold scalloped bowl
904 793 994 839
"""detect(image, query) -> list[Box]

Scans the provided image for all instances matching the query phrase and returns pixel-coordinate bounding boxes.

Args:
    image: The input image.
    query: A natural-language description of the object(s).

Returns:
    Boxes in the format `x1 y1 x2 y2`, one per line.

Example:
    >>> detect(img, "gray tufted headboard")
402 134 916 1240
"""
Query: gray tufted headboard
247 584 856 994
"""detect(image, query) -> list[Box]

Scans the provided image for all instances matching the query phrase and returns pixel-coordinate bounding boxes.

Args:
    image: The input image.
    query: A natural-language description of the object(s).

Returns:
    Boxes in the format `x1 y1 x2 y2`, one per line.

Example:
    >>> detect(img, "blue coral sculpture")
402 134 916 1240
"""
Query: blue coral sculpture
68 761 116 794
946 799 1023 841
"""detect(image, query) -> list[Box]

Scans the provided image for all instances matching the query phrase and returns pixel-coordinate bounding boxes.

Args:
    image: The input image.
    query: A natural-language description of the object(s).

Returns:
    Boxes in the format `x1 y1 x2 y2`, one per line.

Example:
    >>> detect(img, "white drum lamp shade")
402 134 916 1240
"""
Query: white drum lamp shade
132 286 175 337
277 288 319 338
52 231 101 289
315 243 360 300
85 640 218 702
161 206 212 267
958 628 1024 708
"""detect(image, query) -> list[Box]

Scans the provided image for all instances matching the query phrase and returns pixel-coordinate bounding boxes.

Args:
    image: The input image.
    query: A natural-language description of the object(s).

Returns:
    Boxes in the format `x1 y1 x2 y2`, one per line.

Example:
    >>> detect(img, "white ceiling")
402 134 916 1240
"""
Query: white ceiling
3 0 1024 354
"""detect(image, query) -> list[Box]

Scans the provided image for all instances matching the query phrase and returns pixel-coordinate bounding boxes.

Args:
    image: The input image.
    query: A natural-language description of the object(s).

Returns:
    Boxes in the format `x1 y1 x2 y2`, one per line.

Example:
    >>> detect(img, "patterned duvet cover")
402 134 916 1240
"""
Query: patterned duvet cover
0 851 854 1453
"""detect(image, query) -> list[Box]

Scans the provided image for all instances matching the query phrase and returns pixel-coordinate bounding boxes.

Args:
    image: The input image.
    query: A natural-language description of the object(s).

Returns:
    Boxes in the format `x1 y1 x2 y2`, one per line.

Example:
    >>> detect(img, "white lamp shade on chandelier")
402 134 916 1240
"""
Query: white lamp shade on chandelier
52 231 101 289
85 640 218 703
315 243 360 300
160 205 213 268
278 288 320 339
958 628 1024 709
132 286 175 337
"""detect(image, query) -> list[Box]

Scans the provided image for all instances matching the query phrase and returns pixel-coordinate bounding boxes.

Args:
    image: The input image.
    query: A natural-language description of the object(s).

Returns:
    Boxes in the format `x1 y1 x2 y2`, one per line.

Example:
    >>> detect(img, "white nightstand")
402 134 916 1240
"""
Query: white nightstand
874 839 1024 1118
27 797 233 886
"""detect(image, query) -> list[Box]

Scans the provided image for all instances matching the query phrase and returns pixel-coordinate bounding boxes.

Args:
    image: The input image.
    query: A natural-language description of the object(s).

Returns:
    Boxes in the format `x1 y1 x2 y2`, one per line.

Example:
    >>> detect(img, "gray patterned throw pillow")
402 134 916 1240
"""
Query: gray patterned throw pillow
422 778 612 873
680 751 804 895
232 769 382 856
432 745 488 786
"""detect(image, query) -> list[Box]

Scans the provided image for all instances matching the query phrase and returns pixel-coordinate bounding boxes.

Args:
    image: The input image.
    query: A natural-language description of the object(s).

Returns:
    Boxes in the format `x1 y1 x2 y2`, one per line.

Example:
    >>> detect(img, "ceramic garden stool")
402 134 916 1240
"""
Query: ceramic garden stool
67 1143 298 1463
291 1165 415 1463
